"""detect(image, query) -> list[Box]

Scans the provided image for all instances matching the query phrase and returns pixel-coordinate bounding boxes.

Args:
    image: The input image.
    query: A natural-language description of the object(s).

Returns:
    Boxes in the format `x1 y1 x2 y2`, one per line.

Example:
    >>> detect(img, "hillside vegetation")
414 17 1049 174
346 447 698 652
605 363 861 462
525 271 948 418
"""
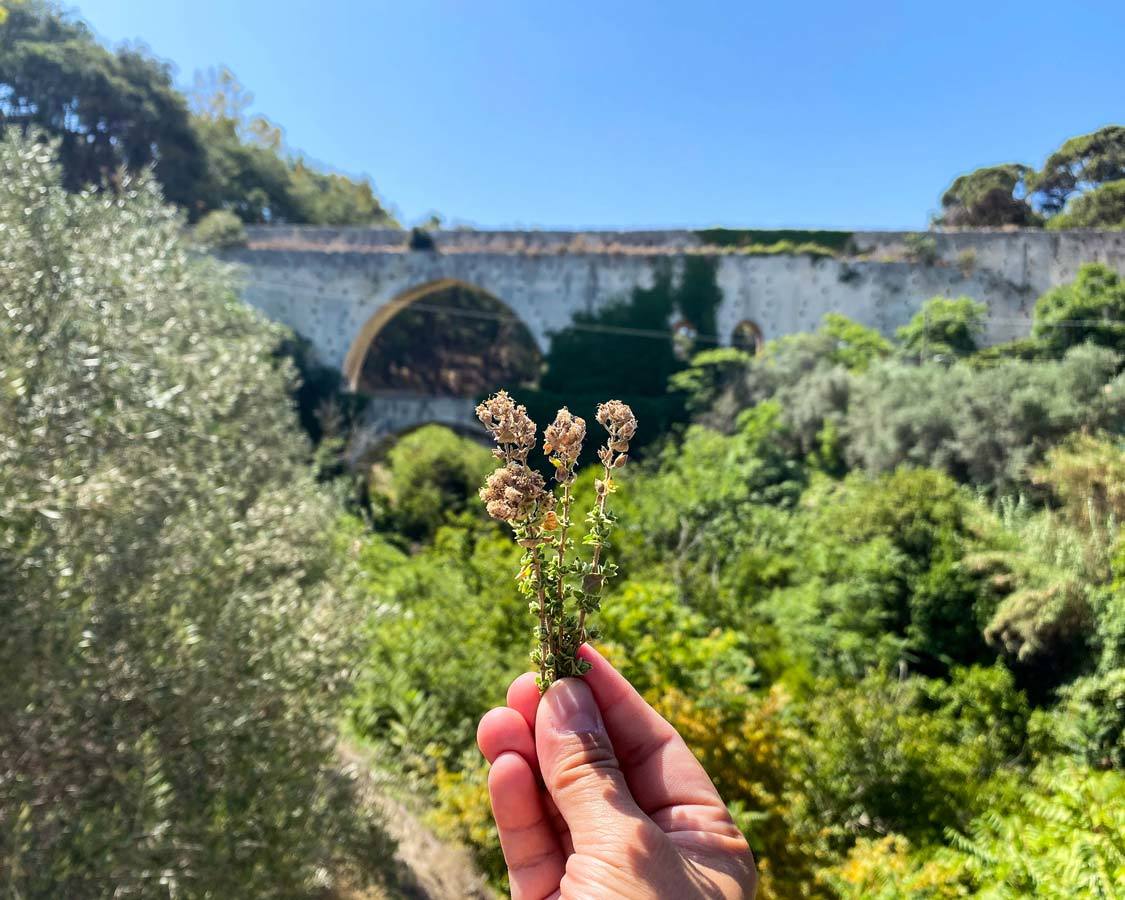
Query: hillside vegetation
3 125 1123 896
0 1 395 226
0 131 399 897
350 286 1125 897
1 6 1124 893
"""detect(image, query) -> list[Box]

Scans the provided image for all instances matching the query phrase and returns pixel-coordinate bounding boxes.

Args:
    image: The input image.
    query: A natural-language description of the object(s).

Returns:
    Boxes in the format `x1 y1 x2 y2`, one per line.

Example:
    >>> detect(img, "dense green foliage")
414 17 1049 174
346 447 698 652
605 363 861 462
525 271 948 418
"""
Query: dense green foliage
0 132 394 896
520 256 724 459
193 208 247 248
0 1 203 205
938 126 1125 229
896 295 988 359
0 3 395 225
1030 125 1125 216
1047 179 1125 230
936 163 1038 227
349 260 1125 896
1033 262 1125 354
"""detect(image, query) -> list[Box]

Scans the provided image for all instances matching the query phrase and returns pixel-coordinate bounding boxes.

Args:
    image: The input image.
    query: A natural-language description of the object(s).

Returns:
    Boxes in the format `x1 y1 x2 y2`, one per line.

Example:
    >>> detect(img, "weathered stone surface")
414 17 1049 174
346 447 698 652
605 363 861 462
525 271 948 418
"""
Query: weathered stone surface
221 227 1125 447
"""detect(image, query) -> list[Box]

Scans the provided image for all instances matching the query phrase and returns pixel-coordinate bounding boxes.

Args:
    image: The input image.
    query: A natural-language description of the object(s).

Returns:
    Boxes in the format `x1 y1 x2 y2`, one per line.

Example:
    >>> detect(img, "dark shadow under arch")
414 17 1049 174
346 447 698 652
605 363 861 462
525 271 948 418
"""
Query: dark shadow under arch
343 280 542 395
732 319 765 355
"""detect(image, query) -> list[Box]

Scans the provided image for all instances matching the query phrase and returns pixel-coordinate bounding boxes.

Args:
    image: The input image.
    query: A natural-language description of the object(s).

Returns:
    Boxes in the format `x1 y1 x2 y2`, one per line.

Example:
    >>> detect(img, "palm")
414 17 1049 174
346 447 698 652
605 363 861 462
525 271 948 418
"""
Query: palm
477 645 756 899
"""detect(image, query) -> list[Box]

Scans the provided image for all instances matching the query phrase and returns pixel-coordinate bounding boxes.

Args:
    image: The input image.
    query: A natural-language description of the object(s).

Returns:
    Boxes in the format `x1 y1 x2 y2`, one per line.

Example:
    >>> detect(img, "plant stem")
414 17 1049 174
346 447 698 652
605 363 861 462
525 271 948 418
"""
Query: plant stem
530 545 550 685
552 480 572 667
577 461 613 644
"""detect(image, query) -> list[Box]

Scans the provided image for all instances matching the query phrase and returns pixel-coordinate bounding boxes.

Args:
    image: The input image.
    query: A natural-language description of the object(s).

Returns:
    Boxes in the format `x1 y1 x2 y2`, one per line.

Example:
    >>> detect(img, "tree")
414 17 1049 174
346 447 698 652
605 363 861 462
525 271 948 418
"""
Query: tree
1033 262 1125 354
0 131 390 895
368 425 496 542
897 295 988 360
0 1 205 206
820 313 893 372
846 345 1125 493
188 67 397 225
1030 125 1125 215
1046 179 1125 230
936 164 1037 227
0 7 398 225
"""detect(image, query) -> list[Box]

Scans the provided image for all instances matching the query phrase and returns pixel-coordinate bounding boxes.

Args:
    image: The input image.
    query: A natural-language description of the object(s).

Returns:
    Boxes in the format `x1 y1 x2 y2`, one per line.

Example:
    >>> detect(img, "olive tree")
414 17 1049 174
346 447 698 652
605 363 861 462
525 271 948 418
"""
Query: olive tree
0 131 390 897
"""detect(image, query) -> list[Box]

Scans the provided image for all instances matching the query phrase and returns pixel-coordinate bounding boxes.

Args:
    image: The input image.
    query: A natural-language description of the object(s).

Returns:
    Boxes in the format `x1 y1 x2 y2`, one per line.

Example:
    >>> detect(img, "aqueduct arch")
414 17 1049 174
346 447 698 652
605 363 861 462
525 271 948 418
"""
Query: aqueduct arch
341 279 543 460
342 279 542 391
226 226 1125 467
732 319 765 354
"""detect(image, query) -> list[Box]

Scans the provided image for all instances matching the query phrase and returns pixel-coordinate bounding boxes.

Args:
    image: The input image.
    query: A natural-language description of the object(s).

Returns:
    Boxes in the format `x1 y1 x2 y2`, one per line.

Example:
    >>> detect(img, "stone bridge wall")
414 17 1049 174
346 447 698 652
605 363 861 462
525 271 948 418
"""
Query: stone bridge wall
226 227 1125 376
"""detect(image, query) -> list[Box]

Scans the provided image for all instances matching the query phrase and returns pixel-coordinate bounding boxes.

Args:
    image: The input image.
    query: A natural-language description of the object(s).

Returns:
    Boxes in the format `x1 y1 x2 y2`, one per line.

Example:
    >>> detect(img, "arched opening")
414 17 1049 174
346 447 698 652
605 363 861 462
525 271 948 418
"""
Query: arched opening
732 319 765 355
343 280 542 395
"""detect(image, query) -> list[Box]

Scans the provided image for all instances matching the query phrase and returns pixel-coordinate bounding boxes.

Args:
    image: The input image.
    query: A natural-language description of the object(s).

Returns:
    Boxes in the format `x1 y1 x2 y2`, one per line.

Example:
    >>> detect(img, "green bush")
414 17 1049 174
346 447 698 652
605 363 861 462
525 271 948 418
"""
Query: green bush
947 761 1125 897
844 345 1125 493
0 130 390 896
798 666 1029 846
193 207 247 247
349 520 527 771
896 295 988 360
369 424 495 542
1033 262 1125 355
1047 179 1125 230
767 469 996 675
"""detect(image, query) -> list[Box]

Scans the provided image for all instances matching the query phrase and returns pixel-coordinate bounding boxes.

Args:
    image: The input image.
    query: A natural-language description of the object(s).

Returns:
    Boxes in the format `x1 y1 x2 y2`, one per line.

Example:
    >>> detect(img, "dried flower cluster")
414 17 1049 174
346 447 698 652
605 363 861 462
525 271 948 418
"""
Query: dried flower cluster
476 391 636 690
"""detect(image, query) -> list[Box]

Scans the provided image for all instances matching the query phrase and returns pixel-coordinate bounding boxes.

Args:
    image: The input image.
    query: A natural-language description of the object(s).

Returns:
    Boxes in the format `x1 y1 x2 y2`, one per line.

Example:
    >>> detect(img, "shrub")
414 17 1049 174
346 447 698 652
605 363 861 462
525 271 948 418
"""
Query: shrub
797 667 1029 847
349 522 527 770
903 233 938 264
896 295 988 360
947 761 1125 897
369 424 495 542
844 345 1125 493
408 225 436 250
1033 262 1125 355
193 207 247 247
769 469 996 673
0 130 389 896
819 312 893 372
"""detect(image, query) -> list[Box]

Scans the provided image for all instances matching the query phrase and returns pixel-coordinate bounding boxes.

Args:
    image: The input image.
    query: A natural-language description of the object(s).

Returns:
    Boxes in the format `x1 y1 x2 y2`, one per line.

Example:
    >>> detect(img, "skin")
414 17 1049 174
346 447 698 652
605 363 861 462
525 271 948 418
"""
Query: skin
476 644 757 900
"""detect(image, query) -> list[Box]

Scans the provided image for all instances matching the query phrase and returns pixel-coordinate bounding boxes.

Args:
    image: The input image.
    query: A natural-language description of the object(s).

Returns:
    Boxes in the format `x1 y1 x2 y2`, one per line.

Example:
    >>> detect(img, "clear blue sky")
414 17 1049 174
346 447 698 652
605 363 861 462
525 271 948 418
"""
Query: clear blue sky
77 0 1124 230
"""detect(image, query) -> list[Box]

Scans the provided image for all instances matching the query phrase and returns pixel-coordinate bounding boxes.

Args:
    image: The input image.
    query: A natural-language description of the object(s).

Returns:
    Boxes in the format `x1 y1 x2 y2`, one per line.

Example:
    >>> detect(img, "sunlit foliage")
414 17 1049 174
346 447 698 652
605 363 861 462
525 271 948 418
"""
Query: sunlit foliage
0 131 392 896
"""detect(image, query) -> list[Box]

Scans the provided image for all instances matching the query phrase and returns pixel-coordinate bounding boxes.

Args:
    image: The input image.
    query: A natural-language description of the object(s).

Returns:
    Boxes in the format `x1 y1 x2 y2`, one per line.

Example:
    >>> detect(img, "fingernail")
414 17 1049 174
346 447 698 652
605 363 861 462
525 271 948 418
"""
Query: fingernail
544 678 604 736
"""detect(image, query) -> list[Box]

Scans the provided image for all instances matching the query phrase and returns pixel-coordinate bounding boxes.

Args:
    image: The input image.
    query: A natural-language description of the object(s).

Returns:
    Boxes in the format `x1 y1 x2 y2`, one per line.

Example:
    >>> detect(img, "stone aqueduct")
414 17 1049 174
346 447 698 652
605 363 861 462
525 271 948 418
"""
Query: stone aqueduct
225 226 1125 457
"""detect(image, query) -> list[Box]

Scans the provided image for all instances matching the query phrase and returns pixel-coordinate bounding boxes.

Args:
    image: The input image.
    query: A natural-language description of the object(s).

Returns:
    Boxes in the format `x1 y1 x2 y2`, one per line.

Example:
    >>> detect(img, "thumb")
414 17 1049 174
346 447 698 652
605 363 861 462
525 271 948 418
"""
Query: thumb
535 677 654 855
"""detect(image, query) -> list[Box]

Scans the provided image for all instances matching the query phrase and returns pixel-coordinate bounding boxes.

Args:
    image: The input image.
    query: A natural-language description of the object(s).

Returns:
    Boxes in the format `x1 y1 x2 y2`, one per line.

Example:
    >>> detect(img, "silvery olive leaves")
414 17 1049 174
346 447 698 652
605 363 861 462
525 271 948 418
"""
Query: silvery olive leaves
476 391 637 690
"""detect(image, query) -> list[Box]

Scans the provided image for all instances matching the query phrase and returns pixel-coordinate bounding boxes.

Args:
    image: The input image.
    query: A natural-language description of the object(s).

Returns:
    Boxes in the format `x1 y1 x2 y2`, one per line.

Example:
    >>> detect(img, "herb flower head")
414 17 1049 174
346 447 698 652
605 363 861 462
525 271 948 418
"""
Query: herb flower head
479 463 546 523
595 399 637 466
476 390 537 463
544 407 586 477
478 391 636 689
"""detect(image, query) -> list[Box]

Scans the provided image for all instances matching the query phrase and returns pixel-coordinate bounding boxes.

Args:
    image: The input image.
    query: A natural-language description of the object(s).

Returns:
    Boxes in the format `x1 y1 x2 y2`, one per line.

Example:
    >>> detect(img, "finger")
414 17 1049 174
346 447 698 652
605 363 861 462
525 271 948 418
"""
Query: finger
535 677 661 857
479 699 573 850
506 671 541 732
489 752 567 900
477 705 538 773
542 790 574 856
579 645 735 827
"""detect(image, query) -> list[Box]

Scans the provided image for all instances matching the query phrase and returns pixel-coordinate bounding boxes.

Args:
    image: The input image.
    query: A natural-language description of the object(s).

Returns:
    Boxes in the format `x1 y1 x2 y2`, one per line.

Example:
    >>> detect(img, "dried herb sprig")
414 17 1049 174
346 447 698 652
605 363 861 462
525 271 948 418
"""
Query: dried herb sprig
477 391 636 691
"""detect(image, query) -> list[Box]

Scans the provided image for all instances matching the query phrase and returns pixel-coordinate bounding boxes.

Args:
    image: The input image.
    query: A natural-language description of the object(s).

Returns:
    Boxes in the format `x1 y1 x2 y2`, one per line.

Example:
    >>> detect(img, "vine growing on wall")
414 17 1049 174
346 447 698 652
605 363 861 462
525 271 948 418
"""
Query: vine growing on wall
520 257 724 461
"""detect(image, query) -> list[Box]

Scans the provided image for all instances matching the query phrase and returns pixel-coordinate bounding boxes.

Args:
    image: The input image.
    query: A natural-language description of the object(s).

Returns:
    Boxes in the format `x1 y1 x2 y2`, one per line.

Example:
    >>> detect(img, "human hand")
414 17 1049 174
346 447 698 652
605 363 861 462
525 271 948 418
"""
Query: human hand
476 644 757 899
